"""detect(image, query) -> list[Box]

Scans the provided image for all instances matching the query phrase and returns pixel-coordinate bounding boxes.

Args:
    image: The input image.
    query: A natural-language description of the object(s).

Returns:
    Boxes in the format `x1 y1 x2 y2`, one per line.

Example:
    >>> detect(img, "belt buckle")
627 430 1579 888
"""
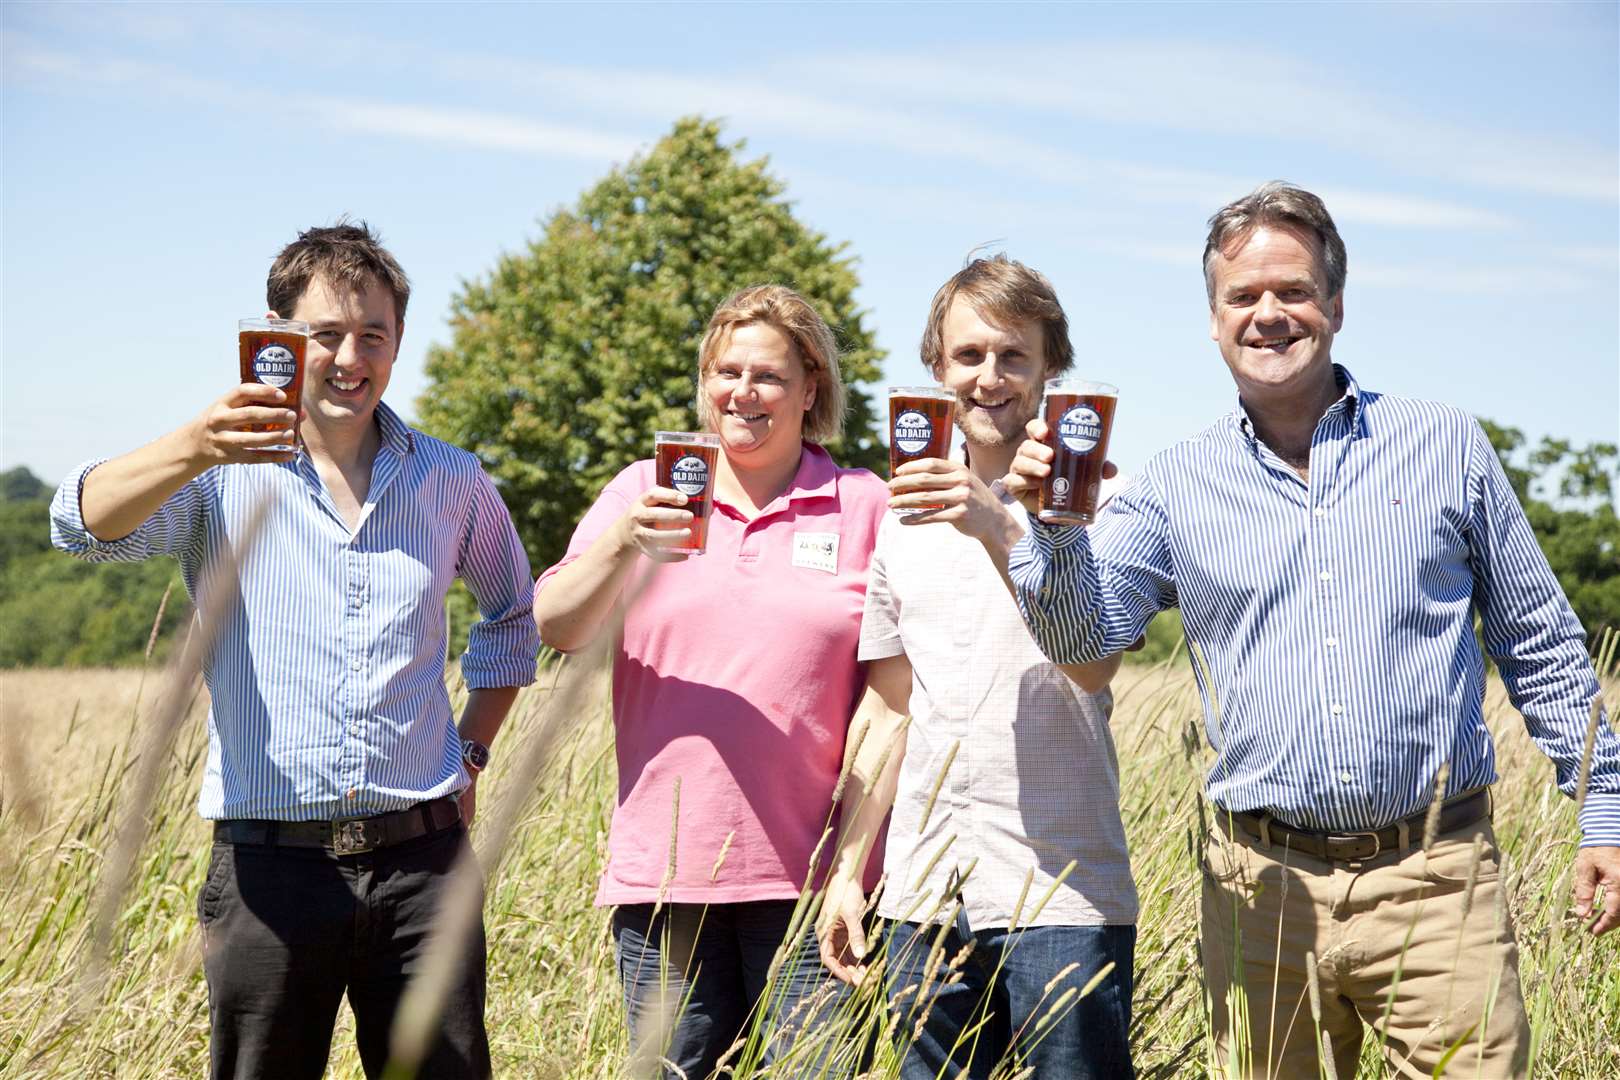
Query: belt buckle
331 818 375 855
1326 829 1382 861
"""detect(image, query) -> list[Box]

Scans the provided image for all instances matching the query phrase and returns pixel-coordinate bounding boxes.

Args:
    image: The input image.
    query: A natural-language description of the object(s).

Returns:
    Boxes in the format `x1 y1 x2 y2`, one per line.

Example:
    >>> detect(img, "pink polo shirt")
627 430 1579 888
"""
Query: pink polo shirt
536 444 889 906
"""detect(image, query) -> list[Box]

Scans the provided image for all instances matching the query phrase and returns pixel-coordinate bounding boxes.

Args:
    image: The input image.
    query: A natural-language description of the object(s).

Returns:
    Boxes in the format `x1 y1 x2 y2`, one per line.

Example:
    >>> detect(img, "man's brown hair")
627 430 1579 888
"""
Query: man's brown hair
1203 182 1347 306
266 219 411 327
920 254 1074 377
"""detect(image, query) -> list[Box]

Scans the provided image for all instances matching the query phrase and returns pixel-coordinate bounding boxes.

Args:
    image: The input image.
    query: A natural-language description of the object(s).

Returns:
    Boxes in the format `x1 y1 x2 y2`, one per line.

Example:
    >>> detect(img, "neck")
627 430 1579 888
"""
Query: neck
1240 366 1341 464
300 413 381 474
717 442 804 511
962 438 1016 486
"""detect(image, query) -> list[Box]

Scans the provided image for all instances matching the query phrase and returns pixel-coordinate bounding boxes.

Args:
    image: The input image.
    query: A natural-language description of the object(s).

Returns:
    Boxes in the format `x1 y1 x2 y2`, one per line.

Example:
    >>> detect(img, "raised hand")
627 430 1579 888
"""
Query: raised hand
618 487 698 563
189 384 300 465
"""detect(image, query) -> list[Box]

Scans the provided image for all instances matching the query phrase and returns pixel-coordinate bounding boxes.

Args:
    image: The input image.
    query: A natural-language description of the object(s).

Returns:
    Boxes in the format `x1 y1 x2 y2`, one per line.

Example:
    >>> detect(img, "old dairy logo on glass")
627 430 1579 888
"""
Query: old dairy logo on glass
653 431 721 555
893 410 933 454
253 344 299 389
1058 404 1104 454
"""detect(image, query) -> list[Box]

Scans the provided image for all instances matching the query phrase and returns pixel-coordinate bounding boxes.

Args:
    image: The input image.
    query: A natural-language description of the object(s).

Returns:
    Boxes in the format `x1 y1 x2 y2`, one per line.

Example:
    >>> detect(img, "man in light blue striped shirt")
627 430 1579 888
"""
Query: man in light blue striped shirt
1003 183 1617 1078
51 222 538 1080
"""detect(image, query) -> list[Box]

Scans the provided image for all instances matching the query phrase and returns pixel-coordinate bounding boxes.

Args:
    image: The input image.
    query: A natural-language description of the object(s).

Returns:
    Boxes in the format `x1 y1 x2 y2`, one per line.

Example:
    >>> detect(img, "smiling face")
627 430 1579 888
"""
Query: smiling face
286 274 400 435
937 296 1047 448
701 321 816 470
1208 225 1344 408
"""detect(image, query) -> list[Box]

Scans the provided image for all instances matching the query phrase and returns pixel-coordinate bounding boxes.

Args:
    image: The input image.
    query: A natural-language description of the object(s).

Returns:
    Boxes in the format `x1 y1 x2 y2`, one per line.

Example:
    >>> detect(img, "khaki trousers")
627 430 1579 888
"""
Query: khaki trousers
1201 813 1529 1079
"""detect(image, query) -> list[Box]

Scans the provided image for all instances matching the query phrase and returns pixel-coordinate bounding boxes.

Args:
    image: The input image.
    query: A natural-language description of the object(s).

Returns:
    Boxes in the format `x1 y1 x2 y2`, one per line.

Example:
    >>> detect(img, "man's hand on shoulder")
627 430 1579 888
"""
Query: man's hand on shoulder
1573 845 1620 935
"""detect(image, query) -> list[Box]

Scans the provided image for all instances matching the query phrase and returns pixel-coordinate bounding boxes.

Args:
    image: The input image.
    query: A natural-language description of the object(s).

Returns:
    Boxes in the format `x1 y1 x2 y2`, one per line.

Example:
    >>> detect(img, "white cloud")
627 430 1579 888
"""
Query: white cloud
800 42 1617 204
311 99 643 161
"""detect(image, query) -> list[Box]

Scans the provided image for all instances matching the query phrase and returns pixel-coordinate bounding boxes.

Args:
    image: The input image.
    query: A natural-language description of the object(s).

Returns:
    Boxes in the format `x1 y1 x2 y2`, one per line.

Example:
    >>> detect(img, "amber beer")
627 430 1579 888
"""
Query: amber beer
654 432 721 555
238 318 310 453
888 387 956 511
1039 379 1118 525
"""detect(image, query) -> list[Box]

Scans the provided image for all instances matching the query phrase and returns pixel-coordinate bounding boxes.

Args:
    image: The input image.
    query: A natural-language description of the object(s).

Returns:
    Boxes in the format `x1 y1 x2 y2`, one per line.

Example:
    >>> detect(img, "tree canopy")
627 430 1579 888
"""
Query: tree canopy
1478 420 1619 640
417 117 886 572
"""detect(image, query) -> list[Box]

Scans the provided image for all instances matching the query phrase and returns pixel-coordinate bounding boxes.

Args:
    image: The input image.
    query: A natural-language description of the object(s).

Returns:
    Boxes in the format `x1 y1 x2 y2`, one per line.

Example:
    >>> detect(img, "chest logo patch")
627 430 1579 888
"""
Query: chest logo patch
792 532 839 574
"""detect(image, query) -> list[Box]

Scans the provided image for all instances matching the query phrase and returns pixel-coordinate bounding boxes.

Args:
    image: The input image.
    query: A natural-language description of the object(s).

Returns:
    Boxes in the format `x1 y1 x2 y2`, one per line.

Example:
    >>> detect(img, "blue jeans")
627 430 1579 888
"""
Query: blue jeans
886 912 1135 1080
612 900 857 1079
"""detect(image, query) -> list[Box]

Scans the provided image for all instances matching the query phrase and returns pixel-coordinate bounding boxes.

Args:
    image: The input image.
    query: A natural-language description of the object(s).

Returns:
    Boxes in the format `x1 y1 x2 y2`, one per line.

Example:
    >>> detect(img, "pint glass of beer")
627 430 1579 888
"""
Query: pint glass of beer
654 432 721 555
1038 378 1118 525
888 386 956 511
238 317 310 453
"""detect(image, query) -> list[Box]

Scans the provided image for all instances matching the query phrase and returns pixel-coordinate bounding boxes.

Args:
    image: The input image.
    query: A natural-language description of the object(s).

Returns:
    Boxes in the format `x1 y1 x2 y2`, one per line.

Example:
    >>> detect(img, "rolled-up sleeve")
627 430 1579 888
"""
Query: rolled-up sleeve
457 471 540 690
50 459 209 562
1009 474 1176 665
1466 424 1619 847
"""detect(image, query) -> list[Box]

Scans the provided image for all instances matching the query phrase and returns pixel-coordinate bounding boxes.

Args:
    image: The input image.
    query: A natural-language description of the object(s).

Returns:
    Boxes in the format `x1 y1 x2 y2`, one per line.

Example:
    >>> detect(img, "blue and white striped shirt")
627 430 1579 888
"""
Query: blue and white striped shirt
1009 368 1619 846
51 402 539 821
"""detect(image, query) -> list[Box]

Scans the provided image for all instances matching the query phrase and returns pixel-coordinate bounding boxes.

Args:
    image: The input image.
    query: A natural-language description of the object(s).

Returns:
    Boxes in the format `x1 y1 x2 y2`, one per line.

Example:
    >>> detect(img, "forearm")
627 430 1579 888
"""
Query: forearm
833 715 907 878
457 686 521 749
80 424 209 542
533 519 640 652
1059 651 1124 694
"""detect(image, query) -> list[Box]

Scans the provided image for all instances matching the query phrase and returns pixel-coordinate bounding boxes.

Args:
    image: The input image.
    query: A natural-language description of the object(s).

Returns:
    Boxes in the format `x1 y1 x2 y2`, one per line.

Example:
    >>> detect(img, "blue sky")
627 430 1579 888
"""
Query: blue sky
4 1 1616 484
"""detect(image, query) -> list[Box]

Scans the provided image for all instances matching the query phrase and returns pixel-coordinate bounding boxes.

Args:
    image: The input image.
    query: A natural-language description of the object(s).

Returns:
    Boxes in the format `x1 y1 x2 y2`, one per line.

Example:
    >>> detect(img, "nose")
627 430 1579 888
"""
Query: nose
979 352 1009 390
1254 291 1285 323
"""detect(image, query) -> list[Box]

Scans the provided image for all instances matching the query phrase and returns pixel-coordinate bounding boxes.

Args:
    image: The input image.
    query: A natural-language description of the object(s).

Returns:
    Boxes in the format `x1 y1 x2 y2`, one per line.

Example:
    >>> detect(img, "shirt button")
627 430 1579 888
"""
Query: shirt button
1331 703 1344 715
1338 772 1353 784
350 723 361 735
351 657 362 671
1313 507 1327 518
1324 636 1338 648
1318 570 1332 582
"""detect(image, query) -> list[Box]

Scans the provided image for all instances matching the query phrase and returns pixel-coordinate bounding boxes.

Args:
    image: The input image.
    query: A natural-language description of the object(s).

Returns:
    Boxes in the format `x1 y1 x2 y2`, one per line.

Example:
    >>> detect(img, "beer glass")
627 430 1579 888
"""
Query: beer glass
238 317 310 453
1038 378 1118 525
654 431 721 554
888 386 956 512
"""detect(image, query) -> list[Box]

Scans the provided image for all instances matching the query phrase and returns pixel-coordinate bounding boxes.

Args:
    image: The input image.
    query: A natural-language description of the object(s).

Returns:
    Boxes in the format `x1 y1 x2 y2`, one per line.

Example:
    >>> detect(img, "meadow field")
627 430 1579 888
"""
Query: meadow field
1 646 1616 1079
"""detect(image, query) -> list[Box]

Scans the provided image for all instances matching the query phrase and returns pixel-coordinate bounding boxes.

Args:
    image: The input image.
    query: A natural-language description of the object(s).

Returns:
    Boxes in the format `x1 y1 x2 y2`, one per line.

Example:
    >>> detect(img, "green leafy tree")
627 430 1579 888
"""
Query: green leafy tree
418 117 886 572
1480 419 1619 639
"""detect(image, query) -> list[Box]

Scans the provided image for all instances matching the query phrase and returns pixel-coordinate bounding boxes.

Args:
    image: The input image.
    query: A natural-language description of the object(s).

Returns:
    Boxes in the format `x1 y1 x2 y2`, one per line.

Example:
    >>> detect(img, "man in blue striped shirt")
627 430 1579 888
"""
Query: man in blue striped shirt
1003 183 1618 1078
51 222 538 1080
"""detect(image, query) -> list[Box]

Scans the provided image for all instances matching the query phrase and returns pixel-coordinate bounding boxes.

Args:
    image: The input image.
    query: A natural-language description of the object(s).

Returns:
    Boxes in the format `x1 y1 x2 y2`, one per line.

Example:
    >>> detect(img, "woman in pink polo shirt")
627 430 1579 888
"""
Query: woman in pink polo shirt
533 285 888 1077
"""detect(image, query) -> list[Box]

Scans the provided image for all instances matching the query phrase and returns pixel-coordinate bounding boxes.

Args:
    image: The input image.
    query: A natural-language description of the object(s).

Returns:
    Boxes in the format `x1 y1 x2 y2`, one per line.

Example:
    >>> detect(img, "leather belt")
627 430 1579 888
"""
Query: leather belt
213 795 463 856
1218 788 1490 863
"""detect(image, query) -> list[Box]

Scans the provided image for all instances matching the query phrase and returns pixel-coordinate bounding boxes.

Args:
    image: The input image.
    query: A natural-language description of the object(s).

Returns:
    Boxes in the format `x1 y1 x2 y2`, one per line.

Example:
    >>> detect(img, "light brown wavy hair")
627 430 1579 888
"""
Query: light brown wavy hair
696 285 847 444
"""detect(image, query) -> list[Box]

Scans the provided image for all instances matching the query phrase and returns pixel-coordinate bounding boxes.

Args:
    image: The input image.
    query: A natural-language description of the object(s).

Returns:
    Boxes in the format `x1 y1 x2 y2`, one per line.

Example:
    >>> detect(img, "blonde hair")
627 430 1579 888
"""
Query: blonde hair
696 285 847 444
920 254 1073 377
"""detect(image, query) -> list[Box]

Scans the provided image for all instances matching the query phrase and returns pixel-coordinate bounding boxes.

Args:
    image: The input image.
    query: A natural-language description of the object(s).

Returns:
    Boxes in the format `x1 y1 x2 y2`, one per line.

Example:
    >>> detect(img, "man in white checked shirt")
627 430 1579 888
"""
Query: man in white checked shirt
51 222 538 1080
1004 183 1620 1078
818 256 1138 1079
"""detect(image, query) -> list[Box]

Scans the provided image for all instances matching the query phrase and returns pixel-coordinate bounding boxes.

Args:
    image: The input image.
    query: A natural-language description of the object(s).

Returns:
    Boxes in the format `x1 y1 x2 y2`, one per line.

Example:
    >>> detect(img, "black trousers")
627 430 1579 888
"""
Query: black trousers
198 823 489 1080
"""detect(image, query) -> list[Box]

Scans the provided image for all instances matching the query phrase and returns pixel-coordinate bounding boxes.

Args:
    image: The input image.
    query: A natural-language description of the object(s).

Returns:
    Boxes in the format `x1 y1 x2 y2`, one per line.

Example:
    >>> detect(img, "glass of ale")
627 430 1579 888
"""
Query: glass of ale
238 317 310 453
888 386 956 512
654 432 721 555
1039 378 1118 525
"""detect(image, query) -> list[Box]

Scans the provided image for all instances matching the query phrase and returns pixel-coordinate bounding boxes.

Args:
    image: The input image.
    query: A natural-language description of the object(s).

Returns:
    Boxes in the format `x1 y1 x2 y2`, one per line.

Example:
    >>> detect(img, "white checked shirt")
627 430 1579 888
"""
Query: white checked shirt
859 483 1138 930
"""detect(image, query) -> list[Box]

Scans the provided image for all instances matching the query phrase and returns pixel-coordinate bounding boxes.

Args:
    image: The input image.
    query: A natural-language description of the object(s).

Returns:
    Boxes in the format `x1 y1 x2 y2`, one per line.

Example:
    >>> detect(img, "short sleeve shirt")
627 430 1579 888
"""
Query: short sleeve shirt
860 484 1138 928
536 444 889 905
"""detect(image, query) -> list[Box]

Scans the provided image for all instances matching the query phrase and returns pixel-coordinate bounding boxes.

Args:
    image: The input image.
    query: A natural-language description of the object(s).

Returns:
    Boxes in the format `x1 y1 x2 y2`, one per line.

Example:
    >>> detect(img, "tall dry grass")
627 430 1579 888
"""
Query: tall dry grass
1 639 1616 1078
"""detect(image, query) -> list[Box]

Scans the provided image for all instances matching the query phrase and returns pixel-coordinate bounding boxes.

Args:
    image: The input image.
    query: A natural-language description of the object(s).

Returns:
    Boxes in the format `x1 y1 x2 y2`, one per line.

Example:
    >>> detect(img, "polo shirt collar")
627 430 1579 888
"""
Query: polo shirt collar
781 443 838 503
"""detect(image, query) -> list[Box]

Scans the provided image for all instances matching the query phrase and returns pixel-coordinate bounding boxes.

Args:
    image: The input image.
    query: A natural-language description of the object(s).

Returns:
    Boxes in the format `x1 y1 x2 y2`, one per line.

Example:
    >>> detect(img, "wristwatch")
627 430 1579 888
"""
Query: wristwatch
460 738 491 774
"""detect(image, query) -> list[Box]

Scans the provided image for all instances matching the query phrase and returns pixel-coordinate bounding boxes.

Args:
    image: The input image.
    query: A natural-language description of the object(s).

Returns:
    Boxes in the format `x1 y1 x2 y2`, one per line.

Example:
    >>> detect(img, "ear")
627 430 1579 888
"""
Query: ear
1208 306 1220 343
266 310 279 320
1328 293 1344 332
801 376 817 413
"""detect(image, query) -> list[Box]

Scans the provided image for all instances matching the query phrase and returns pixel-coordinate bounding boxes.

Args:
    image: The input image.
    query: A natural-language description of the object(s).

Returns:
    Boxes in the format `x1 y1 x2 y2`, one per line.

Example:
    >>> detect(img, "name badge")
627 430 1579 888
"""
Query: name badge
792 532 839 575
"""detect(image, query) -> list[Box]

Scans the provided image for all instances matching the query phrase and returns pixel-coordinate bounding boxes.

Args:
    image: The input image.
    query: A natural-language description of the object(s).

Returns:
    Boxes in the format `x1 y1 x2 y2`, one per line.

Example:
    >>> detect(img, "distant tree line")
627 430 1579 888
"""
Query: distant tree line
2 119 1613 669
